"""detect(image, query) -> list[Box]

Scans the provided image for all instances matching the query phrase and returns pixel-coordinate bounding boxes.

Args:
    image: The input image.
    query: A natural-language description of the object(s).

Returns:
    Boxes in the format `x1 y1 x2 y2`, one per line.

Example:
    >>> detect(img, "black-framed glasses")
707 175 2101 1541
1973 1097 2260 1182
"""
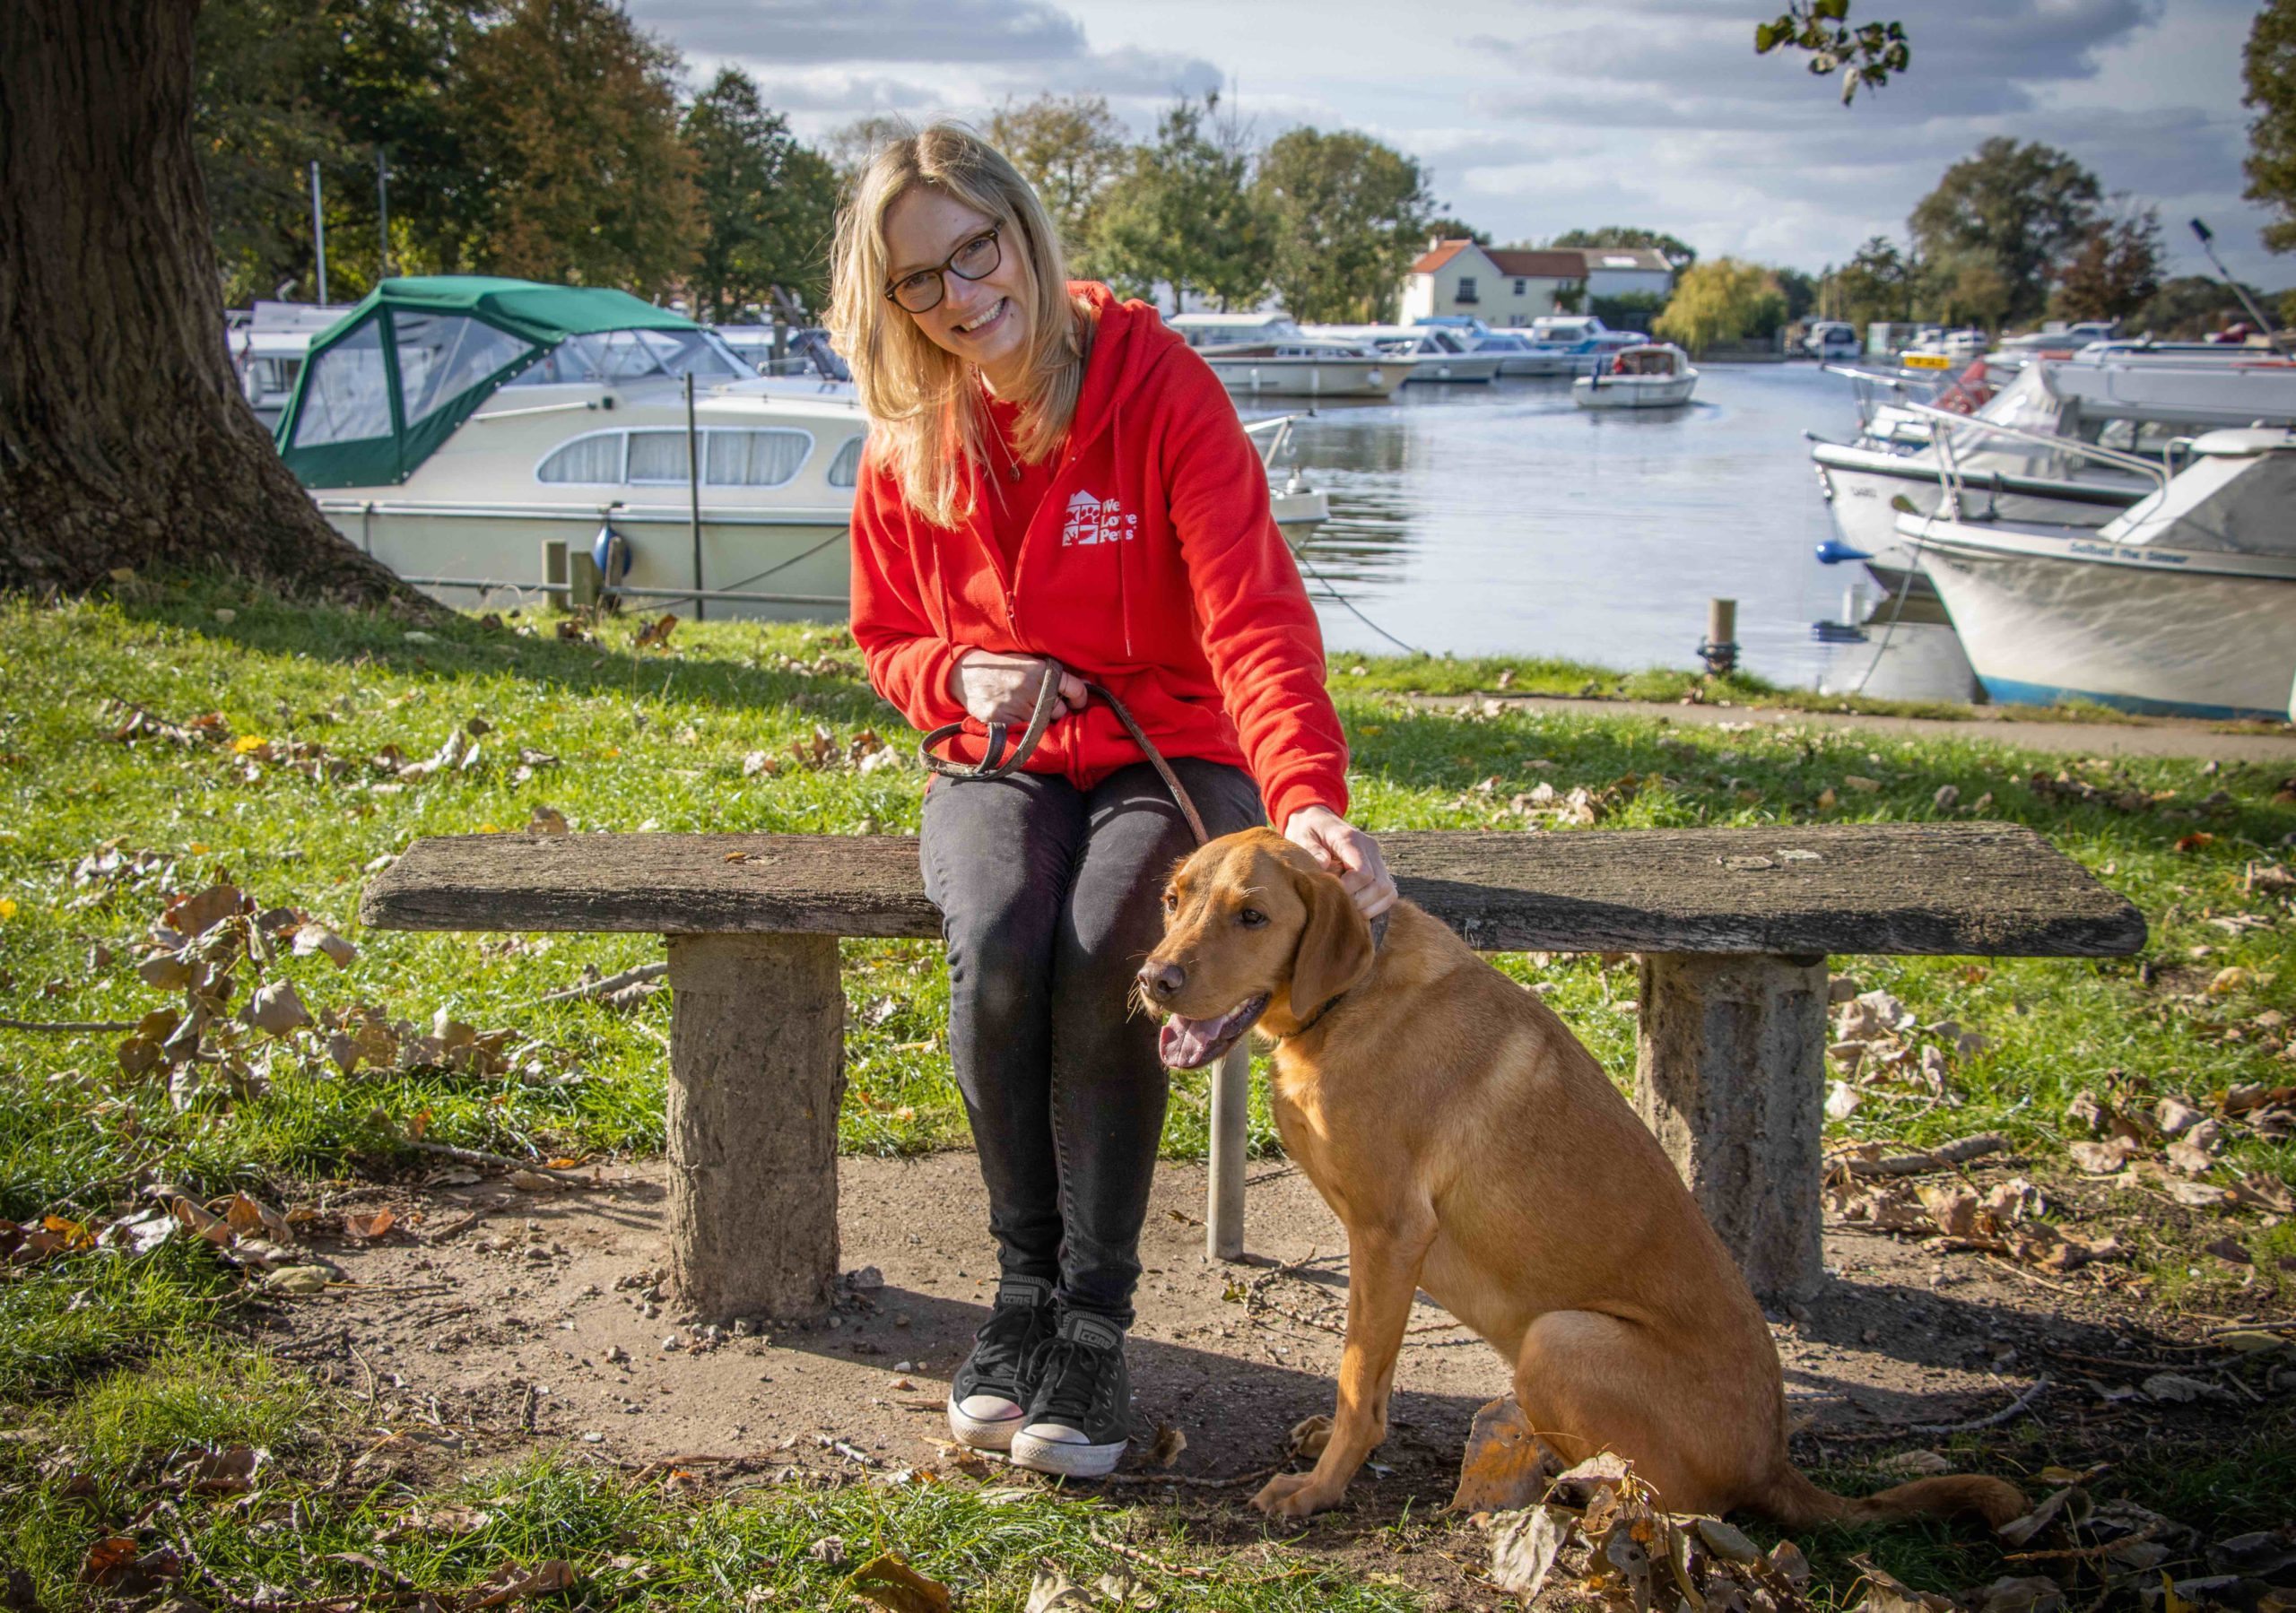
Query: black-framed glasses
885 228 1001 315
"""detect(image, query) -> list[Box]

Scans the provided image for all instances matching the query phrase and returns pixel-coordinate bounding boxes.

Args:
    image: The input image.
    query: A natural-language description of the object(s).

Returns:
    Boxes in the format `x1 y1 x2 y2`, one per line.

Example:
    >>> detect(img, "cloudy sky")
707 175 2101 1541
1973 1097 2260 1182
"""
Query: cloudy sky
628 0 2283 291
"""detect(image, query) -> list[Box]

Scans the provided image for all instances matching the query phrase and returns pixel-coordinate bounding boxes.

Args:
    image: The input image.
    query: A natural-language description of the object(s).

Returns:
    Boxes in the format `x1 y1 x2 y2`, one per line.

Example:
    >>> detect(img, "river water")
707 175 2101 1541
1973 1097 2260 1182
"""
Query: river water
1251 362 1867 685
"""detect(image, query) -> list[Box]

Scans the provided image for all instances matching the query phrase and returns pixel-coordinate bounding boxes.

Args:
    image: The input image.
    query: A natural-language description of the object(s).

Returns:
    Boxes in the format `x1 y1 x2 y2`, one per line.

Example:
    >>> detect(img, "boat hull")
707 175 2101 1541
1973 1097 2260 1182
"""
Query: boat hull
1813 443 2145 590
1916 522 2296 719
1572 373 1697 409
1402 353 1503 383
1205 358 1405 399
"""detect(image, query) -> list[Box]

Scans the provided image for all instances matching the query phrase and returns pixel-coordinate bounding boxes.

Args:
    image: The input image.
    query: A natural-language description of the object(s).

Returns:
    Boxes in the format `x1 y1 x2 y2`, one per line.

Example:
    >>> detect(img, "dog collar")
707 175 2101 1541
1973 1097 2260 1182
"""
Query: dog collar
1273 908 1389 1042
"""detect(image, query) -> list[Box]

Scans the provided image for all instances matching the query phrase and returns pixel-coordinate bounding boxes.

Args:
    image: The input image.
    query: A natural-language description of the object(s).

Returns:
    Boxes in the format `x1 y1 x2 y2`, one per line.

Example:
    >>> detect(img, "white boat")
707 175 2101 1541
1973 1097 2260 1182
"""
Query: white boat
274 279 1327 620
1167 312 1414 399
1902 428 2296 719
1572 343 1698 409
1303 324 1501 383
227 301 352 429
1245 414 1331 537
1410 316 1578 377
1810 346 2296 591
711 324 858 401
1531 315 1649 374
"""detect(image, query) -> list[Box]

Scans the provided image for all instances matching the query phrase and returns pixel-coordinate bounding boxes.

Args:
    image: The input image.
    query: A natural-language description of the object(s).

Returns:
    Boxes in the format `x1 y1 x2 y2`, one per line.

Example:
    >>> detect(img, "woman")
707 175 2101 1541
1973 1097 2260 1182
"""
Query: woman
829 124 1395 1479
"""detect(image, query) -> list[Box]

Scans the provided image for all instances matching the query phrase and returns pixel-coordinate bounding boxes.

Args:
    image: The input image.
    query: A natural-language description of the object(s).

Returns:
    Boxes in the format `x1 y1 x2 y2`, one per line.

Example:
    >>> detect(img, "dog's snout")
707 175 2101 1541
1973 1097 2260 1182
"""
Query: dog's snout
1137 959 1186 1000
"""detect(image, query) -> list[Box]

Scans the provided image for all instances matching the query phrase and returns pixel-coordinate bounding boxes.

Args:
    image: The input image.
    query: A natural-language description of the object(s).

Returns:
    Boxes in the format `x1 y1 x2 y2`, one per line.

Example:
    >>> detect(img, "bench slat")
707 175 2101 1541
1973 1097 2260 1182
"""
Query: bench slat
360 822 2144 958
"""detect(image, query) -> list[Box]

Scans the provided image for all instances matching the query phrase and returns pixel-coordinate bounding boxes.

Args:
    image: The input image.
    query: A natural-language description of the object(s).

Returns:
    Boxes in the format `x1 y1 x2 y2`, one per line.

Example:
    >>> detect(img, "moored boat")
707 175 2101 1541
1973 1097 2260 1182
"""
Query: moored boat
1902 428 2296 719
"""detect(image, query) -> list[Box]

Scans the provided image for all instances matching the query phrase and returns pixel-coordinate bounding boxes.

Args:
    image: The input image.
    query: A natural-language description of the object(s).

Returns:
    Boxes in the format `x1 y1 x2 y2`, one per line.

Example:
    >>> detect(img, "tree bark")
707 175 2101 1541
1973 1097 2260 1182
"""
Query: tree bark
0 0 428 607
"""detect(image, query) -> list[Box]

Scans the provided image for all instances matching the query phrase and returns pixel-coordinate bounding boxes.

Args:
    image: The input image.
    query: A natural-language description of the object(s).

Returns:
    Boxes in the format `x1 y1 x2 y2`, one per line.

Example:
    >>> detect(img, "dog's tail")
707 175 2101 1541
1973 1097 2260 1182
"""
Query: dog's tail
1755 1465 2027 1530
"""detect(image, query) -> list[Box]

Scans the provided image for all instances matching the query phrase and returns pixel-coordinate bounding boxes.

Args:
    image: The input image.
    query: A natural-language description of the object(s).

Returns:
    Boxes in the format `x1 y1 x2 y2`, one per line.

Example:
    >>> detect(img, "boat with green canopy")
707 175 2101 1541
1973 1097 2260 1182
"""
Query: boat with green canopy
274 275 870 620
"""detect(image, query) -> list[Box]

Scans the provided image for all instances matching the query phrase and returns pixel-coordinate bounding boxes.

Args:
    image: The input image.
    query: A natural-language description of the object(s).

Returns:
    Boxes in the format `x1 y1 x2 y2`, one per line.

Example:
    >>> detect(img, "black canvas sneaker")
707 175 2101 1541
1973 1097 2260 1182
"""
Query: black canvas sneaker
1009 1309 1131 1478
946 1275 1056 1451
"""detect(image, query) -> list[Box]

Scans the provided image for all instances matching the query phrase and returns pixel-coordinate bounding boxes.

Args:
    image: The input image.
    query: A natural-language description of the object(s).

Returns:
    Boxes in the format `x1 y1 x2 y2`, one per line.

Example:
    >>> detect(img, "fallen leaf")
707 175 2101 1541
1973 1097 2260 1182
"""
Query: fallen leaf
526 806 570 835
1842 775 1882 793
344 1210 396 1241
632 614 678 651
1489 1505 1574 1599
2070 1138 2138 1174
1024 1574 1099 1613
2141 1373 2218 1403
2164 1140 2214 1177
292 924 357 967
848 1554 951 1613
1143 1423 1187 1470
472 1559 576 1608
244 978 310 1035
2175 832 2216 854
508 1170 559 1192
2163 1180 2237 1210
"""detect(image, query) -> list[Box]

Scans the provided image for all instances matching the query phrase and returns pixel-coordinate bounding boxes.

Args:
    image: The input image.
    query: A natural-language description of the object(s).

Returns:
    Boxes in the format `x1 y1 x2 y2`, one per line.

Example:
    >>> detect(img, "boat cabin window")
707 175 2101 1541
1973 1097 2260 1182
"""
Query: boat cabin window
537 427 813 487
827 434 866 489
394 313 538 428
507 327 751 387
291 318 392 447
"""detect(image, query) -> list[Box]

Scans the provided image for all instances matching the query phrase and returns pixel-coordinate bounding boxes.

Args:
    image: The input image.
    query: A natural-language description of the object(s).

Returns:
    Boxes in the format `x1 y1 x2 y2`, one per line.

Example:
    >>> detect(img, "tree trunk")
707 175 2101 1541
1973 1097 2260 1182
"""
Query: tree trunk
0 1 427 607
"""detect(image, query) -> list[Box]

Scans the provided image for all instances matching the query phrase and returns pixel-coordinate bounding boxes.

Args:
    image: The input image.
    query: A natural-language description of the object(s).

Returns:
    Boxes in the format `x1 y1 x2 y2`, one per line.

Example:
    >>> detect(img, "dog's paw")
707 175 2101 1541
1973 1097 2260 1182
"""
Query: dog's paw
1251 1471 1340 1518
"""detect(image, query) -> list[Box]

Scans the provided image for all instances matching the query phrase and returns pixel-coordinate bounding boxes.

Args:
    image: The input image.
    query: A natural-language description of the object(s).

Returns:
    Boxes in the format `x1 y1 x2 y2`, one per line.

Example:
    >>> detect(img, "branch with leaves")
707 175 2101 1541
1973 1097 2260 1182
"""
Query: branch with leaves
1755 0 1910 105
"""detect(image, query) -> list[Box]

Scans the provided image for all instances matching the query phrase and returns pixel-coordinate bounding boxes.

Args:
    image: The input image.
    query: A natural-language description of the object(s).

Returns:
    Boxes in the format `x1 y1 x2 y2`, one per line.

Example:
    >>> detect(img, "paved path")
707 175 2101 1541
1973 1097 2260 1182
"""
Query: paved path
1408 694 2296 765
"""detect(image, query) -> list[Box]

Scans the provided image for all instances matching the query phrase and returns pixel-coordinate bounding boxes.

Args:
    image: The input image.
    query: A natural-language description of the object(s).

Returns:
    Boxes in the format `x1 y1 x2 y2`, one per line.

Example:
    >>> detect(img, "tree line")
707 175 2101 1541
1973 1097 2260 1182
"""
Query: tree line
196 0 838 323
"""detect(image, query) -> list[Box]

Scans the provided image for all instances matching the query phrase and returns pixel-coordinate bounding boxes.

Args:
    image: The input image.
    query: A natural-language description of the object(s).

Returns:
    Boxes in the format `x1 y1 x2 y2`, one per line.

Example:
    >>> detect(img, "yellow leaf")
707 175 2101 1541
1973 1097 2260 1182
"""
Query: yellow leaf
232 735 268 754
479 824 501 834
0 898 15 920
189 843 209 854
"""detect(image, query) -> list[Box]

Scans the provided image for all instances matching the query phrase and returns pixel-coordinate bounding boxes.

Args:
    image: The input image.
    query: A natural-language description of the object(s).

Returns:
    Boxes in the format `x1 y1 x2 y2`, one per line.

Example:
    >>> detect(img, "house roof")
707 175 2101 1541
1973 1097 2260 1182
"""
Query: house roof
1575 247 1674 273
1407 239 1587 280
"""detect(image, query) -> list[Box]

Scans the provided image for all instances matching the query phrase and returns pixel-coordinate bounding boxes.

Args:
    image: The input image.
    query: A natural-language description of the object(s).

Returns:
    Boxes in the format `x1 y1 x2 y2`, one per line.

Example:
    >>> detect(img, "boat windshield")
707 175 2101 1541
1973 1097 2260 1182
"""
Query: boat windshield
2155 453 2296 557
507 327 752 386
1945 365 2066 460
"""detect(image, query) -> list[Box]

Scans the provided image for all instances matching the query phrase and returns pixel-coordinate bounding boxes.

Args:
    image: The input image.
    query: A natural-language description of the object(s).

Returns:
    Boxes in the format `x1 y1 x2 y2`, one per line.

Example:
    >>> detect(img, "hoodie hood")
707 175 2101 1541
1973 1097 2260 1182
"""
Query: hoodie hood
1065 282 1185 458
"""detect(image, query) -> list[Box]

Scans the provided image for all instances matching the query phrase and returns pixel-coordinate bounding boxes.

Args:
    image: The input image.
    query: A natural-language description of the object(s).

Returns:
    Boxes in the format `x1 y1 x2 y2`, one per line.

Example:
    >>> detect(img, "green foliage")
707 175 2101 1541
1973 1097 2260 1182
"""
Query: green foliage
1652 257 1787 351
193 0 491 304
1253 126 1438 323
2245 0 2296 254
1909 137 2102 326
683 68 839 322
1819 235 1913 326
2049 205 2165 324
1590 291 1668 331
1915 245 2013 329
1422 215 1491 246
1752 0 1910 103
1091 97 1271 312
987 93 1133 263
458 0 698 293
1549 226 1698 271
2130 274 2276 339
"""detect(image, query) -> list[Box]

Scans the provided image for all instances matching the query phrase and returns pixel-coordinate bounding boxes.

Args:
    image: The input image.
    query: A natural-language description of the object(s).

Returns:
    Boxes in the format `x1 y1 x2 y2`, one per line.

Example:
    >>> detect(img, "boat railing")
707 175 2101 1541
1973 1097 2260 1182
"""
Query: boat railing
1825 367 2174 491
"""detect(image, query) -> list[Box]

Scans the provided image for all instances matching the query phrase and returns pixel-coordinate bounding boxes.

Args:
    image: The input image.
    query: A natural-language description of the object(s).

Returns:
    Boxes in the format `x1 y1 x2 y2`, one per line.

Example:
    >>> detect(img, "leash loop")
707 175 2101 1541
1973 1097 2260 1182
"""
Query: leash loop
919 656 1210 846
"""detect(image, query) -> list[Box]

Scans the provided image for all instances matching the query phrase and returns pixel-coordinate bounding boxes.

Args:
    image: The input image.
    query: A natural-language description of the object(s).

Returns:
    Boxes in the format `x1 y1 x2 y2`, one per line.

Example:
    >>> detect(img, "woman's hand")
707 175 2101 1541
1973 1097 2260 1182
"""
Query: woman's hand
950 649 1088 727
1283 805 1396 918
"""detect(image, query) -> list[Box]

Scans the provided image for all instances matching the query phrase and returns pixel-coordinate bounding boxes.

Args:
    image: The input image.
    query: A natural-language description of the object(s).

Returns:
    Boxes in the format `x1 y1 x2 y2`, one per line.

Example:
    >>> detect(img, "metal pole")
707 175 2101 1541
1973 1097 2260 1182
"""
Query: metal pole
309 161 328 305
685 372 704 621
376 149 391 281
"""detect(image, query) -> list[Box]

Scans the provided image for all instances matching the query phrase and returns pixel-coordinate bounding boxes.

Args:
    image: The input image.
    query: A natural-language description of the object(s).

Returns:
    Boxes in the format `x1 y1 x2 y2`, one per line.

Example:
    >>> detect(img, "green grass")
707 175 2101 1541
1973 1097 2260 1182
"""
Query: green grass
1 579 2292 1609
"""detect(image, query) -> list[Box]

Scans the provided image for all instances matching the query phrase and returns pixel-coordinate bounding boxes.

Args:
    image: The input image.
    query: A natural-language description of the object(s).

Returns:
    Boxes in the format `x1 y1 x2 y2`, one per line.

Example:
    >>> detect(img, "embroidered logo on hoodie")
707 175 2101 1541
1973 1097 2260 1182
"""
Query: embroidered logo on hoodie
1061 489 1136 548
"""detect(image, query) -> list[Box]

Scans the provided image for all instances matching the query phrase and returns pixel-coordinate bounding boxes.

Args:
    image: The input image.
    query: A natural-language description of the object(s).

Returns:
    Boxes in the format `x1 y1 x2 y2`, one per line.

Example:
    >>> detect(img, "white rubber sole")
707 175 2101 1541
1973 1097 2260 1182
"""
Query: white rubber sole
946 1396 1025 1453
1009 1428 1126 1478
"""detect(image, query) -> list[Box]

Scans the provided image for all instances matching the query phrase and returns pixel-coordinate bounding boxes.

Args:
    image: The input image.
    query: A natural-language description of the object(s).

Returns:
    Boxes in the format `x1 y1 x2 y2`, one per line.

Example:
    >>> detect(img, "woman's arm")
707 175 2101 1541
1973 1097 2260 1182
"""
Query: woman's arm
1159 355 1395 915
848 466 972 733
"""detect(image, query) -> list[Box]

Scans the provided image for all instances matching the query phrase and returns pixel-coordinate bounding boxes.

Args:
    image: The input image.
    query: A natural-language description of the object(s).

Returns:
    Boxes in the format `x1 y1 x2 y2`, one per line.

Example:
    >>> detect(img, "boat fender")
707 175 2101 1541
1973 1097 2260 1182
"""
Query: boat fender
1813 536 1873 566
592 524 632 585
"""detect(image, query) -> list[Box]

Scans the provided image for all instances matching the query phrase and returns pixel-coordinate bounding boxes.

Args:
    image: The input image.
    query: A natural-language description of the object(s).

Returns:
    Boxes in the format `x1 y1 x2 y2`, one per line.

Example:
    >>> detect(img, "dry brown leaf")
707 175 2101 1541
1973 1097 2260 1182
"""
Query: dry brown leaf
244 979 310 1035
2164 1140 2214 1177
632 614 678 651
1143 1422 1187 1470
344 1210 396 1241
849 1554 952 1613
2069 1138 2137 1174
1024 1573 1099 1613
472 1559 576 1608
2164 1180 2238 1210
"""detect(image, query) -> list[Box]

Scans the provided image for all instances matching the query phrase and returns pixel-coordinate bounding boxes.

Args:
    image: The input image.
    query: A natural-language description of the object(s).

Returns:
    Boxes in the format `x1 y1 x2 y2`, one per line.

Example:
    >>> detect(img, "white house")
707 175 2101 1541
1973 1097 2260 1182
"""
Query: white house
1399 240 1587 326
1576 247 1676 304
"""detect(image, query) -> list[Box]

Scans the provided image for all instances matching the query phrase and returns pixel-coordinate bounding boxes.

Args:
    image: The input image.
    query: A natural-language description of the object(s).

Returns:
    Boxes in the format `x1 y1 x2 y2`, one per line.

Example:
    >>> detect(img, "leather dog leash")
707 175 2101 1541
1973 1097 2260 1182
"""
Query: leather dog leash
919 656 1211 846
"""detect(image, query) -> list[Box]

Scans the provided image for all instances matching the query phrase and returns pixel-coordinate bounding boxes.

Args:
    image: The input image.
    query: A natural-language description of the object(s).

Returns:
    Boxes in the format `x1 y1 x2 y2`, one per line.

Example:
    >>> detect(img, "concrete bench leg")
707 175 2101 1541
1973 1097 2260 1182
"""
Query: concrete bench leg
665 932 845 1322
1634 952 1827 1304
1206 1043 1250 1262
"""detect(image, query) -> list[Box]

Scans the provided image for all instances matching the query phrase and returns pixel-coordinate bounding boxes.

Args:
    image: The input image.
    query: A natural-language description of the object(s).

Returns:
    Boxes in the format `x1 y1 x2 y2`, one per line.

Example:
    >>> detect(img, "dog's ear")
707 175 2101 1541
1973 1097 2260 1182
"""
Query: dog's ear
1287 861 1374 1025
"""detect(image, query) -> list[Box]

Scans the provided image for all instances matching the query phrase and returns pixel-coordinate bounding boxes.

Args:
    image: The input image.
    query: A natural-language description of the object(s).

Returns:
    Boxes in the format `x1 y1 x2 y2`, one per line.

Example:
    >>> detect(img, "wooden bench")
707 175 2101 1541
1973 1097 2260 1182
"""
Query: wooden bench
359 822 2143 1312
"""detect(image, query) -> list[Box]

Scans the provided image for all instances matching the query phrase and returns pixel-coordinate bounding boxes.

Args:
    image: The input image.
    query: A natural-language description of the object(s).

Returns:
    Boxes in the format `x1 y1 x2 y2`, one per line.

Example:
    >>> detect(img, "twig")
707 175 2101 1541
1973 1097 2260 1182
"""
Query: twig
401 1140 588 1184
2005 1523 2167 1564
0 1015 137 1033
1831 1132 2007 1178
1984 1255 2081 1295
1906 1375 2050 1435
518 1381 538 1435
1091 1464 1283 1489
1089 1535 1218 1577
346 1335 380 1413
517 962 668 1010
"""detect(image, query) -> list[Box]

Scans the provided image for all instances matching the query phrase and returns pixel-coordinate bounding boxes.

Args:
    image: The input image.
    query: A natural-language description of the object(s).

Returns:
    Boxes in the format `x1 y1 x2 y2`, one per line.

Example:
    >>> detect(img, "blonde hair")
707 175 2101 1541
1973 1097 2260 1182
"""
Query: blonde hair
828 122 1089 527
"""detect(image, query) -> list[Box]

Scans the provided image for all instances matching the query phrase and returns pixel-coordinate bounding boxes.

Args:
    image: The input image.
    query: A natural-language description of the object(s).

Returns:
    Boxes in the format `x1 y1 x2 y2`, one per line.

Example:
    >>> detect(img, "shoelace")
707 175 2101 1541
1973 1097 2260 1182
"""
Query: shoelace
970 1305 1047 1393
1026 1336 1115 1427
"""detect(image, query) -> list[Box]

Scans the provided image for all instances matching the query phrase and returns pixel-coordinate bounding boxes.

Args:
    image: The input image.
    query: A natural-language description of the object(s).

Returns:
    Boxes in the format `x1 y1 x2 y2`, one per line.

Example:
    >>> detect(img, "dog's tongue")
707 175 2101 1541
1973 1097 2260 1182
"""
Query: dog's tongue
1159 1014 1224 1070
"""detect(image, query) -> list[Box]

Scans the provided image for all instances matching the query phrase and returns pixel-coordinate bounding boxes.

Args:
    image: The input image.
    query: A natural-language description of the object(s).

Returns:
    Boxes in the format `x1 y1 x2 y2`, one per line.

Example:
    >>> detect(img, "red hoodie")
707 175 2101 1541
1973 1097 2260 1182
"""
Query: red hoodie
850 283 1349 830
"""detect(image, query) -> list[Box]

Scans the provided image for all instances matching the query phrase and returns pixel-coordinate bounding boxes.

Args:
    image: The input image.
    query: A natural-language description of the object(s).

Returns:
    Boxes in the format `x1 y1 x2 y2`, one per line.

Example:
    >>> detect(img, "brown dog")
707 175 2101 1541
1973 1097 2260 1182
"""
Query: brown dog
1139 828 2024 1527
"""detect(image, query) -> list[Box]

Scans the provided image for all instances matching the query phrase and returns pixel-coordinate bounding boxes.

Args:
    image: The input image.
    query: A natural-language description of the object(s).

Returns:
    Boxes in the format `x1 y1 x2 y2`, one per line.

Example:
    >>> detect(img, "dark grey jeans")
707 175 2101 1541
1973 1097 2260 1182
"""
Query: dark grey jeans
921 757 1266 1327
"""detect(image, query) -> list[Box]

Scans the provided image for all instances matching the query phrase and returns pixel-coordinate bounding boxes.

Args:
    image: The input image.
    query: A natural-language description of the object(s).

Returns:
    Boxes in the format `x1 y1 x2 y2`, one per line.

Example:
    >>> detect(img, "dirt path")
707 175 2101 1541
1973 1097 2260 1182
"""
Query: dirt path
1407 693 2296 763
268 1151 2270 1506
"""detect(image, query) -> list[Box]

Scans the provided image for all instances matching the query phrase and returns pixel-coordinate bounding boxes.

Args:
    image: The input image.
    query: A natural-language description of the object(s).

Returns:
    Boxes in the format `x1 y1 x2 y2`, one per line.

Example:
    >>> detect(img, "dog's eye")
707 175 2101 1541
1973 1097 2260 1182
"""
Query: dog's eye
1163 890 1178 912
1239 907 1267 928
